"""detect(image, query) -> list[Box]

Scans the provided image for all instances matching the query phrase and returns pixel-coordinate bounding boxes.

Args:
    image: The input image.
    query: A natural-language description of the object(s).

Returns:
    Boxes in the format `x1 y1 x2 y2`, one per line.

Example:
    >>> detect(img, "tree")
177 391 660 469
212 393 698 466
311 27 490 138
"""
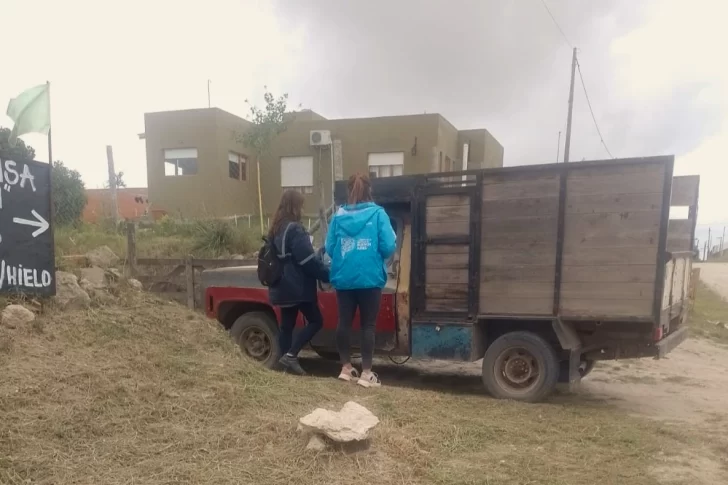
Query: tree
104 170 126 189
238 89 290 233
0 127 36 163
52 161 87 225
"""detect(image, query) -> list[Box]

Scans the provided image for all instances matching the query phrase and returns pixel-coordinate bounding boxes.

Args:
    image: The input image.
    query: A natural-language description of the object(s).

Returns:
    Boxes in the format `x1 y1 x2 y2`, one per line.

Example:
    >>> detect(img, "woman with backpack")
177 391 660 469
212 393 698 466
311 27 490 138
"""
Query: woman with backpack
325 173 397 388
267 189 330 375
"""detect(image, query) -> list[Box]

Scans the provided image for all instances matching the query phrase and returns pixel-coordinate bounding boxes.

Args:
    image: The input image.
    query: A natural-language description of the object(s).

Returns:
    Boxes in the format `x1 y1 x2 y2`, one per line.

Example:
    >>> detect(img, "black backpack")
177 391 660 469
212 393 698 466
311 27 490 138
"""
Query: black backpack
257 223 293 287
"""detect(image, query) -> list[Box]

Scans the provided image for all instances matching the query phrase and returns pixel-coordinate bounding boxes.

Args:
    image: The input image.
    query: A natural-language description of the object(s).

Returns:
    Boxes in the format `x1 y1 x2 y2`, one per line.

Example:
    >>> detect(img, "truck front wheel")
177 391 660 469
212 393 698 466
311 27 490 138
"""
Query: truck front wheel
482 331 559 402
229 312 280 369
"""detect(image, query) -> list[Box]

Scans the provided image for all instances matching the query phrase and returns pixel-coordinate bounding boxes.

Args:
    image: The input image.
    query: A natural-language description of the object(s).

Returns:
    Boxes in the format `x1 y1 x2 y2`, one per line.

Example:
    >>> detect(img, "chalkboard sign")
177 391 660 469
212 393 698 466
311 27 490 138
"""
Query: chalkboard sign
0 158 55 296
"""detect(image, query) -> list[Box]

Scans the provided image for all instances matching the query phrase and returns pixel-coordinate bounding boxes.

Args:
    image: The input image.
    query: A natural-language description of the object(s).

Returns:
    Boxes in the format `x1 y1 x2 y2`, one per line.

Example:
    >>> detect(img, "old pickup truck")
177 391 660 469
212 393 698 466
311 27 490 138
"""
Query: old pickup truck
202 156 699 402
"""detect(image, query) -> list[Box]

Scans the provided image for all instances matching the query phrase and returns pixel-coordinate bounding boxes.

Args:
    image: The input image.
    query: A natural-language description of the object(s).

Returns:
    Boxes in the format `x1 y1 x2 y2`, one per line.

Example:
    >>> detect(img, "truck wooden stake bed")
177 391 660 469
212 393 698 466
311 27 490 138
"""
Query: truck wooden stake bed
203 156 699 402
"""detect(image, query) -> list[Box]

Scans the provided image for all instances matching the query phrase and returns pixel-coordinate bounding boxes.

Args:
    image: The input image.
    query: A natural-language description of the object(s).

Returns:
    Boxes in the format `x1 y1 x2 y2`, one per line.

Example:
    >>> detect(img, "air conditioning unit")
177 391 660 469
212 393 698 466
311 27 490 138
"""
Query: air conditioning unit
310 130 332 146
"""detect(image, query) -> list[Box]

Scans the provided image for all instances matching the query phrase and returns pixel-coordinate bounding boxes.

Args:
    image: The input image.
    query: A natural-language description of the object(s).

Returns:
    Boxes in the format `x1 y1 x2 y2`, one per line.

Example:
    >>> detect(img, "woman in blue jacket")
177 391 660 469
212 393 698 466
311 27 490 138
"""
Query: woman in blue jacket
269 190 330 375
325 173 397 388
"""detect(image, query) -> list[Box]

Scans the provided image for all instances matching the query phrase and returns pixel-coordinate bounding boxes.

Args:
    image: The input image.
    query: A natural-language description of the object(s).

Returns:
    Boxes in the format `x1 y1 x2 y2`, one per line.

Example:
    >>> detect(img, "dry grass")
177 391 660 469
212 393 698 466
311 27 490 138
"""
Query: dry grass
0 291 688 485
688 282 728 344
54 220 257 263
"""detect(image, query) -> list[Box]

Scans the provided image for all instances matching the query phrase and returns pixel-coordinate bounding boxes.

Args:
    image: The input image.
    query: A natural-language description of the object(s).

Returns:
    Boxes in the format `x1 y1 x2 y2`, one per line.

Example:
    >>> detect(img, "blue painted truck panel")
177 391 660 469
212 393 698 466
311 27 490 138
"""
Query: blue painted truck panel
411 324 472 361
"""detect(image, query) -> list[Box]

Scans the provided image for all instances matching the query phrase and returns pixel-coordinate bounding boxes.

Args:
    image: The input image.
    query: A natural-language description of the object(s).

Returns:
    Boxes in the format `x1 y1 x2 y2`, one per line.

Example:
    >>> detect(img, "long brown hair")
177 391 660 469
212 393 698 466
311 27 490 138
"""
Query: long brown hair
269 189 305 238
347 173 373 205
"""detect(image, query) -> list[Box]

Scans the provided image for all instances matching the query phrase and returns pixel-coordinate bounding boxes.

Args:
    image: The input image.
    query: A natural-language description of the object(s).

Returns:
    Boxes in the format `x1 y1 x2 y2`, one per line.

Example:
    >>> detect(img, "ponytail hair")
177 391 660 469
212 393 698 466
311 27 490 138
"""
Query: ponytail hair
347 172 373 205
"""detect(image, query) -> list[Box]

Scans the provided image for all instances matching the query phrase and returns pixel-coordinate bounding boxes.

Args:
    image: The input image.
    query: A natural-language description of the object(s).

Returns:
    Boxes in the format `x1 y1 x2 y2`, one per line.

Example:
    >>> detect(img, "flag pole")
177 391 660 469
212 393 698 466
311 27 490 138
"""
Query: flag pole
46 81 56 290
46 81 52 164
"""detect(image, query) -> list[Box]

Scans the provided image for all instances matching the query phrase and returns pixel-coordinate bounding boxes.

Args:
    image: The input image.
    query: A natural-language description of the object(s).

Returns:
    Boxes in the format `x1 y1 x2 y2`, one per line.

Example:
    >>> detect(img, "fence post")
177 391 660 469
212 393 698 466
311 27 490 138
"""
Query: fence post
185 255 195 310
126 222 137 278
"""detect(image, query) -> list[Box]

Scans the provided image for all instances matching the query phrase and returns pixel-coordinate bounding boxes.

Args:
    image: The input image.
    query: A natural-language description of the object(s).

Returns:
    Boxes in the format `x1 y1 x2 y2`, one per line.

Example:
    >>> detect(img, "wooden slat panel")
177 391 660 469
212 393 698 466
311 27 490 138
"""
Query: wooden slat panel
426 251 469 270
482 174 560 201
481 297 552 315
566 192 663 214
426 204 470 222
662 260 674 310
482 216 558 236
562 246 657 266
426 298 467 312
481 248 556 266
426 194 470 237
482 234 557 250
426 284 468 300
426 220 469 236
672 258 686 305
563 211 661 250
671 175 700 206
426 244 469 255
561 298 653 318
425 269 468 285
562 265 655 284
482 264 555 282
567 163 665 196
481 281 553 298
666 219 693 252
561 282 653 300
426 194 470 207
482 196 559 219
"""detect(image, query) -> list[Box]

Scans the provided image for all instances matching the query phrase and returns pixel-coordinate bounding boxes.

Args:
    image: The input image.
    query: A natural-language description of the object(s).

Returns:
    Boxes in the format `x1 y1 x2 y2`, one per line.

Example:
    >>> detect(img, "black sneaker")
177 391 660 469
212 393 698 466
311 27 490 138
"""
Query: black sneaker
279 354 306 376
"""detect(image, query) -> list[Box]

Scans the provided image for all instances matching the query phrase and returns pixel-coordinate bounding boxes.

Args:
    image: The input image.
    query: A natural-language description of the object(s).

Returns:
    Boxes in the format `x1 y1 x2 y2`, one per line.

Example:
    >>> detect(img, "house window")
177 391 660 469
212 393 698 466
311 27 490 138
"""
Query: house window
164 148 198 176
281 156 314 194
368 152 404 178
228 152 247 181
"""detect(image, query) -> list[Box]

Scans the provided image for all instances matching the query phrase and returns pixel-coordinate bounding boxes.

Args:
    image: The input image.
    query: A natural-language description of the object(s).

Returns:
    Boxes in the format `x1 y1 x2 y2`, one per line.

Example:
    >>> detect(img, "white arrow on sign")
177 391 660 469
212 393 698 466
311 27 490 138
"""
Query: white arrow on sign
13 210 49 237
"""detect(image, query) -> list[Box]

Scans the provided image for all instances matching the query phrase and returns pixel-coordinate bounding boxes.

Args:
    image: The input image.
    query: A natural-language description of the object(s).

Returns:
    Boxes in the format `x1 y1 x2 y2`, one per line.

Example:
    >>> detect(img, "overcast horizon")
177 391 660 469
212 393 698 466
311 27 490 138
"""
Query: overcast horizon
2 0 726 223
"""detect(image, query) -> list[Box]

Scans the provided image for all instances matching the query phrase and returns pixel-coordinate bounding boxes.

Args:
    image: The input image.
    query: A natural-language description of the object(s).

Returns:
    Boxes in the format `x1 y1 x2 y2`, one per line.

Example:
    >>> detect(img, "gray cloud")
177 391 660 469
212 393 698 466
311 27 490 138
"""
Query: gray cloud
273 0 720 166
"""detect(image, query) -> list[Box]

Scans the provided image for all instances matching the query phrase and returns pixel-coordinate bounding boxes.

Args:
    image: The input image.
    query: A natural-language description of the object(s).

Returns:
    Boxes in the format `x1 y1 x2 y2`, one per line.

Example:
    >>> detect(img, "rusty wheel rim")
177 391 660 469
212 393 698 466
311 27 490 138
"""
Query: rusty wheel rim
494 347 542 394
240 327 271 361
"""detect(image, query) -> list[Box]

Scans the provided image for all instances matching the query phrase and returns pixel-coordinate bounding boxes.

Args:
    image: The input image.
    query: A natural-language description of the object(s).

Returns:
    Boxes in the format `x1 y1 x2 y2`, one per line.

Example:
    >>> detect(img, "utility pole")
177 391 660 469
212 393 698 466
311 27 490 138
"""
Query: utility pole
708 227 712 260
106 145 119 226
563 47 577 163
556 131 562 162
722 227 726 256
207 80 211 108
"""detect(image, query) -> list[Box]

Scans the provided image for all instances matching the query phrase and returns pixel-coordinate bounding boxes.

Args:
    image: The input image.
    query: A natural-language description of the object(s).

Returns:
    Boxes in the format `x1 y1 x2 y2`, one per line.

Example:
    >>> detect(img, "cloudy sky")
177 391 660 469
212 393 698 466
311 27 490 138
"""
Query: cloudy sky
2 0 726 226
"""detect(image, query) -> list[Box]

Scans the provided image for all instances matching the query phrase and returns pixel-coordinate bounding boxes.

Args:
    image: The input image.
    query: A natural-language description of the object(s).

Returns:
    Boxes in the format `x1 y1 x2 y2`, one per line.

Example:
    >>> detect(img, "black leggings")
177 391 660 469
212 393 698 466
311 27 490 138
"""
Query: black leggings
278 302 324 357
336 288 382 370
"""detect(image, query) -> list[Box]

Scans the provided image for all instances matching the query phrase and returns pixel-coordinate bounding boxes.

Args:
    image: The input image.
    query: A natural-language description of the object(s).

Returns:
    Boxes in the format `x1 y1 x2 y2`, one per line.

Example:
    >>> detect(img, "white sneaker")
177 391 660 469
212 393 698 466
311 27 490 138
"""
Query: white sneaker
338 367 360 382
357 371 381 388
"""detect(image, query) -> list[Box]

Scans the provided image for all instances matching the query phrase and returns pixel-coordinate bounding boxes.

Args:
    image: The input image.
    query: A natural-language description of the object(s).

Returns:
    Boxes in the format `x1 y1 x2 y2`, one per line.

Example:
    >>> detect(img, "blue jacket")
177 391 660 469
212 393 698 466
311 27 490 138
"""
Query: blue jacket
268 220 330 306
325 202 397 290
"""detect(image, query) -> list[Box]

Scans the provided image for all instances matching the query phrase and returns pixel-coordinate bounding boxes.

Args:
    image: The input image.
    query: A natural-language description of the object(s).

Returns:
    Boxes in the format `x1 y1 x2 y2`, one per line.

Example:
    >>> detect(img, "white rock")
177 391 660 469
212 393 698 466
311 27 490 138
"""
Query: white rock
127 279 143 291
105 268 123 281
85 246 120 268
53 271 91 310
1 305 35 329
80 267 107 289
306 434 327 451
298 401 379 442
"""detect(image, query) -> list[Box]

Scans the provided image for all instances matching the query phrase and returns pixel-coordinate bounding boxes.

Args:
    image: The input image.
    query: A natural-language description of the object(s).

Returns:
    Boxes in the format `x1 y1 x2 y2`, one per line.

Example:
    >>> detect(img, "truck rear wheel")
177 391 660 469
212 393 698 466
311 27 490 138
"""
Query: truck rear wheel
482 331 559 402
229 312 280 369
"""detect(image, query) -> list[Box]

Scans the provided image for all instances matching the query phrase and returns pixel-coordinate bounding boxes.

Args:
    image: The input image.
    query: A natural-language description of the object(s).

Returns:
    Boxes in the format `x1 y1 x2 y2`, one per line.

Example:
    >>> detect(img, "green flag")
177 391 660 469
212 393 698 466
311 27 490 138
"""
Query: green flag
6 83 51 146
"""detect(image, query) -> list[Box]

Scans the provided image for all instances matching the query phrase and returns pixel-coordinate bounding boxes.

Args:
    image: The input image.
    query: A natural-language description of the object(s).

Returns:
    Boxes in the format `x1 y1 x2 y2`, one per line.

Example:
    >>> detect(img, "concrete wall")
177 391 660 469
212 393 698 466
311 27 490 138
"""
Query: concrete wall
145 108 252 218
145 108 503 218
254 114 442 214
457 128 504 170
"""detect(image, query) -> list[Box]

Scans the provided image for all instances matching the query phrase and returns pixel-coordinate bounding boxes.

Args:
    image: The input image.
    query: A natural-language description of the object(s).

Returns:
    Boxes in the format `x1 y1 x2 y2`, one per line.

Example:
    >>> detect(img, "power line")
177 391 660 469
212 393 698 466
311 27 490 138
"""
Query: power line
576 59 614 159
539 0 573 48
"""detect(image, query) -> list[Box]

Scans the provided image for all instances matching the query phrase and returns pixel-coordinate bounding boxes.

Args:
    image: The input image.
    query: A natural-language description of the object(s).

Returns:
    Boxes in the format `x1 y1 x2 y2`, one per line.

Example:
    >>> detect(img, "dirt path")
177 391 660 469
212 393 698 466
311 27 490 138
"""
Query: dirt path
582 338 728 484
696 263 728 299
354 328 728 484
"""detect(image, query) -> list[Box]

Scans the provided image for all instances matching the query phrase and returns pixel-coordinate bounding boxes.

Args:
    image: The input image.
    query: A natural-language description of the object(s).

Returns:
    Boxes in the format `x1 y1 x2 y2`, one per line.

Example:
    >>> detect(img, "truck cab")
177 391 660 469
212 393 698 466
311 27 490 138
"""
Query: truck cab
203 156 698 402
